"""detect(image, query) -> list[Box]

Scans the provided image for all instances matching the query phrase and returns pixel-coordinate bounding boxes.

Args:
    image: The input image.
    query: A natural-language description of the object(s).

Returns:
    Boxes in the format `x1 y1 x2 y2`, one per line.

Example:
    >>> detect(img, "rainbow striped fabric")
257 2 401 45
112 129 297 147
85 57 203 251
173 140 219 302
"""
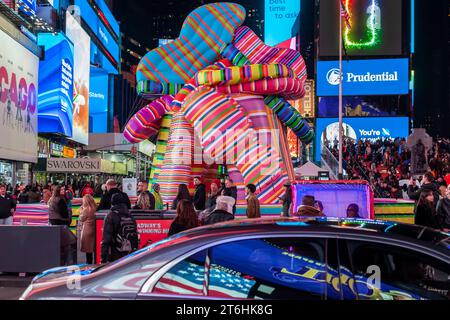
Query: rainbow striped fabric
137 3 245 91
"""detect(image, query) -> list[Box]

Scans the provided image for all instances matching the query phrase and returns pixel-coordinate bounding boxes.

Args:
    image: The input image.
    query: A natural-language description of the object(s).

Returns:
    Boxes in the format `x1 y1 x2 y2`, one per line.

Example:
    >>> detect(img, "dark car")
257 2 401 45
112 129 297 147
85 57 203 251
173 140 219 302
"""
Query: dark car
21 217 450 300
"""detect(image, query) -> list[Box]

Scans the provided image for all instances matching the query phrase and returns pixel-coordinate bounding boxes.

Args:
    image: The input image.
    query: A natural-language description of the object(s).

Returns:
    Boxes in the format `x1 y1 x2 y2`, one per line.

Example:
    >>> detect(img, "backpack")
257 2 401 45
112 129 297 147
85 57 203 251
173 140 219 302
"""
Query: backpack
115 213 139 253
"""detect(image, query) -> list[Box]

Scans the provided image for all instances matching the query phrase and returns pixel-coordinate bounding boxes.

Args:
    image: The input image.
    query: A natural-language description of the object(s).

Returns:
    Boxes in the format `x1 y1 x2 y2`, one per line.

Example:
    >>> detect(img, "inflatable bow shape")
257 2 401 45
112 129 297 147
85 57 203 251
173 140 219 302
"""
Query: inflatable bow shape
124 3 314 205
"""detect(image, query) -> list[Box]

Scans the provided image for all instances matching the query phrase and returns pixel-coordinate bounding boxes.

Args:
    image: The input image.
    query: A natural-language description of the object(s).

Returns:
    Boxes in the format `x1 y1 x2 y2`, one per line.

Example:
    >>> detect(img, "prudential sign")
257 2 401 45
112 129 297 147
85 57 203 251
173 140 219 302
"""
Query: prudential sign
317 58 409 96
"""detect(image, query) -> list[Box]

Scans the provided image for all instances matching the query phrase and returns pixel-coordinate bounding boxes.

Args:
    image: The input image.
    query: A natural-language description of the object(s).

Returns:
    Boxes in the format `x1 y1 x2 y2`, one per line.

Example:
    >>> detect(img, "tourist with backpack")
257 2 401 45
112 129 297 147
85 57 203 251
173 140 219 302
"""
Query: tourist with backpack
101 193 139 264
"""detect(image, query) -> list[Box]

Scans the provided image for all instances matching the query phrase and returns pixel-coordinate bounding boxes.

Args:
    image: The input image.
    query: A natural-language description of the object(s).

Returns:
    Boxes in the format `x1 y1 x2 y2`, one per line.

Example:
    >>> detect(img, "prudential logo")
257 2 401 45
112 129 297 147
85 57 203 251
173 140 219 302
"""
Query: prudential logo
326 68 342 86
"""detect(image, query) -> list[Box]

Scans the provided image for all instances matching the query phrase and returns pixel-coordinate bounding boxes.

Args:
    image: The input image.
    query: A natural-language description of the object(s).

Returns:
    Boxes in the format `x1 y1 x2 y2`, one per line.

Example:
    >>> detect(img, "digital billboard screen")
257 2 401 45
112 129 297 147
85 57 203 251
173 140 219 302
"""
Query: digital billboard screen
66 12 91 145
89 67 109 133
319 0 403 56
264 0 300 46
315 117 409 162
0 28 39 163
37 33 74 137
318 95 409 118
316 58 409 96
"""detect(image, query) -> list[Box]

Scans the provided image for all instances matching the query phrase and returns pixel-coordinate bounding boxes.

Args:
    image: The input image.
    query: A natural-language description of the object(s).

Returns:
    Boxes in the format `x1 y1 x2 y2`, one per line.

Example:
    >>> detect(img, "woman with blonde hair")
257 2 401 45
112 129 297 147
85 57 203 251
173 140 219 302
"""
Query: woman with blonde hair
133 192 151 210
79 194 97 264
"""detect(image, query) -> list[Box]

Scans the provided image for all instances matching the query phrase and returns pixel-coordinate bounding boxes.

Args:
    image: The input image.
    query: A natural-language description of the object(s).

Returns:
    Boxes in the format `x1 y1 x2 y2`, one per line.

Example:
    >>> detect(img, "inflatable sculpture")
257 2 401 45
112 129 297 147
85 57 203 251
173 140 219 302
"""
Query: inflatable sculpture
124 3 314 207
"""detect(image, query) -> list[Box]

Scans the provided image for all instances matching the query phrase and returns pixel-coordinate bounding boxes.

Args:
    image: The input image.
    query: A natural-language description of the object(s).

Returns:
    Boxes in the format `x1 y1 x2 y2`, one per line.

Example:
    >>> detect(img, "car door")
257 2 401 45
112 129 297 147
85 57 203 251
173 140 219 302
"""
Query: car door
137 235 342 300
340 238 450 300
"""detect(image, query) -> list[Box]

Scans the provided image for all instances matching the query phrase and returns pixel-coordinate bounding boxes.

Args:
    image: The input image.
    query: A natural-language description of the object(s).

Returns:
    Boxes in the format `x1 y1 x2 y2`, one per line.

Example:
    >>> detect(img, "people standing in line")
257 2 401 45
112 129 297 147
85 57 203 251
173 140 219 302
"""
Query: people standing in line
168 199 199 236
98 179 131 211
246 184 261 219
295 195 325 217
202 196 235 225
222 178 238 214
48 185 70 226
101 193 139 264
79 194 97 265
436 185 450 232
0 184 16 225
193 177 206 211
133 192 151 210
408 172 440 207
137 180 155 210
279 183 292 217
152 183 164 210
171 184 191 210
206 182 220 210
415 190 441 229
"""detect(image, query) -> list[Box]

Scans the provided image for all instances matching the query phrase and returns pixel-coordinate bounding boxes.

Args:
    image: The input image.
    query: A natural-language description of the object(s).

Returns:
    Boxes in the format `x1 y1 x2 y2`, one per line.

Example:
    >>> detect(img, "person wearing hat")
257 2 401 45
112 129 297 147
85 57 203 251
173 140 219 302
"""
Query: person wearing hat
101 192 138 264
278 183 292 217
202 196 235 225
246 184 261 219
97 179 131 211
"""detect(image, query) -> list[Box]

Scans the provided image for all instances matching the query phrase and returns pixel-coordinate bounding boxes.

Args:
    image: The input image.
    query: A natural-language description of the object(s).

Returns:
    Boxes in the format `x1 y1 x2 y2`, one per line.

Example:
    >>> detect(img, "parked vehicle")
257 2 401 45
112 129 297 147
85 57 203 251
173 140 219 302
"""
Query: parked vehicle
21 217 450 300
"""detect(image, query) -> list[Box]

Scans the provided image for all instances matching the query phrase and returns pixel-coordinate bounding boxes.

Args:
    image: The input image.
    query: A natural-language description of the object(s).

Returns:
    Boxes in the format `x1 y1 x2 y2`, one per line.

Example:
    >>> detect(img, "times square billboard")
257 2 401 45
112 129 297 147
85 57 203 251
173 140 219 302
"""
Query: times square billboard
37 32 74 137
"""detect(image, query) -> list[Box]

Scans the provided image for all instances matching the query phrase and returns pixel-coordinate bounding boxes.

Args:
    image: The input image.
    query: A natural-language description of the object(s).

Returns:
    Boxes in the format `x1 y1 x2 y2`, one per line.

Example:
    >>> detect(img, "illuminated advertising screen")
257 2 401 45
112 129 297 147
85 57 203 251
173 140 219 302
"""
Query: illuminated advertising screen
315 117 409 161
37 33 74 136
89 67 109 133
264 0 300 46
18 0 37 16
75 0 120 63
318 95 409 117
319 0 403 56
317 58 409 96
66 12 91 145
0 29 39 163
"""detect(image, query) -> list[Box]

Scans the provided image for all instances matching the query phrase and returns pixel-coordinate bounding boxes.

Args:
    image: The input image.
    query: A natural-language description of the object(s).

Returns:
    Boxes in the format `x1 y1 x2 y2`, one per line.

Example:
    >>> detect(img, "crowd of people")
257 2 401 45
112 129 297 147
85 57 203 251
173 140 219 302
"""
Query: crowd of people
328 137 450 199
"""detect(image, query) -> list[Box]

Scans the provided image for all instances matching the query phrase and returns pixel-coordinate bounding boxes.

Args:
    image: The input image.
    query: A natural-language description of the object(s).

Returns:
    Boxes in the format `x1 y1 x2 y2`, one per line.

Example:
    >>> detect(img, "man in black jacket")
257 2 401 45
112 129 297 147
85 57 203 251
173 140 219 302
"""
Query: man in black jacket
101 193 138 263
0 184 16 225
193 177 206 211
203 196 235 225
97 179 131 211
222 178 238 215
408 172 440 206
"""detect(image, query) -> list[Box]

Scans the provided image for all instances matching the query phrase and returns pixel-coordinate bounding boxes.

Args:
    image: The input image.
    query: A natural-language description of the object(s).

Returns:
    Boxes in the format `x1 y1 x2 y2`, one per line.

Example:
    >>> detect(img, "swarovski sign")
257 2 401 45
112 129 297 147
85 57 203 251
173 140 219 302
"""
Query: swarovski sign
318 58 409 96
46 158 101 173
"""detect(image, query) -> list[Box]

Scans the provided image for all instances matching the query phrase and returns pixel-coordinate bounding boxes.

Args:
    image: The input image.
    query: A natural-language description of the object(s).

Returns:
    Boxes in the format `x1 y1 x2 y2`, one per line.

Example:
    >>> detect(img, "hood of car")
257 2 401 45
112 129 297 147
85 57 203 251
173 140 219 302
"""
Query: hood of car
32 264 98 284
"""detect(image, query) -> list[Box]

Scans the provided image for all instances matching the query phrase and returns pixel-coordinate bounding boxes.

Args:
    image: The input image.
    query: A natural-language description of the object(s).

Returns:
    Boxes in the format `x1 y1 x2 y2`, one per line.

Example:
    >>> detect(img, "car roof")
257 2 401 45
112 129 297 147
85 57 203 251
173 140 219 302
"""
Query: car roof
174 217 450 251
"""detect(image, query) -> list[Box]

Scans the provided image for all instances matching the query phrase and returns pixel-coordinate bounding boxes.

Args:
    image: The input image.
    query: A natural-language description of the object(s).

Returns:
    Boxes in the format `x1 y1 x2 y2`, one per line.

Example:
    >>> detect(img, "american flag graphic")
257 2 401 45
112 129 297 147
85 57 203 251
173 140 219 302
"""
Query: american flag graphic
340 0 352 30
153 260 255 298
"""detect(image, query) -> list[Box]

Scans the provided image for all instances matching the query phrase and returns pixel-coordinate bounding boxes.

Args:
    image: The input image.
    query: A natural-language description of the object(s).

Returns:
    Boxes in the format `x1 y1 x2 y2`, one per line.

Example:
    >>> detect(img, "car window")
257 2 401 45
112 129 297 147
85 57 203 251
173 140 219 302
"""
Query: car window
206 238 327 300
347 241 450 300
152 250 207 296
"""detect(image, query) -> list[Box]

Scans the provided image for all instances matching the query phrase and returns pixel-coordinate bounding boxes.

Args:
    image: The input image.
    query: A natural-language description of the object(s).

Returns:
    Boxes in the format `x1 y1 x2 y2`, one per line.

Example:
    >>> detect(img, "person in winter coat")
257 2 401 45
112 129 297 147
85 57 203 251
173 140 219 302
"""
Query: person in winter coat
48 186 70 226
152 183 165 210
137 180 156 210
202 196 235 225
436 185 450 231
0 184 16 225
171 184 191 210
101 193 138 264
97 179 131 211
81 182 94 197
246 184 261 219
205 182 220 210
415 190 441 229
408 172 440 207
295 195 325 217
79 194 97 264
278 183 292 217
168 199 199 236
193 177 206 211
221 178 238 214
